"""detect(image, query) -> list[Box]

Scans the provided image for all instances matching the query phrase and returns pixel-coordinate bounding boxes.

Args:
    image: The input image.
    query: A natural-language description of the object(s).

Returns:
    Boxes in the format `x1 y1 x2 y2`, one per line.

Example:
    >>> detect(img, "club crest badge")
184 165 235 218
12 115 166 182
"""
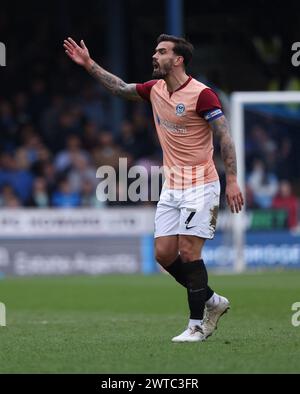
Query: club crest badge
175 103 186 116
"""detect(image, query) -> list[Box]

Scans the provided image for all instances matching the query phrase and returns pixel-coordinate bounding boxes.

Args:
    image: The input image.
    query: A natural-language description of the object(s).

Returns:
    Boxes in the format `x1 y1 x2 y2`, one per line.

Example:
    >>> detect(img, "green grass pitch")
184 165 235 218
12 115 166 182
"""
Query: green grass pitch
0 271 300 373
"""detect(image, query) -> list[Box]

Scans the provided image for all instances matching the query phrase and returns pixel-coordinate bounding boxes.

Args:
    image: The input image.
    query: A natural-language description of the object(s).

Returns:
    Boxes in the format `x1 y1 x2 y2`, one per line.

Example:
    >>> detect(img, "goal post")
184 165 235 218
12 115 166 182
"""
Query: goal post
230 91 300 273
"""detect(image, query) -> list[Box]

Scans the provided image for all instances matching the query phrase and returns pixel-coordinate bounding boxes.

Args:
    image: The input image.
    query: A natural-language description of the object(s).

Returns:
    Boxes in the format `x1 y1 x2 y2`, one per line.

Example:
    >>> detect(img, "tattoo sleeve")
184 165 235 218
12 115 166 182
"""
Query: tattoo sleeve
210 115 237 178
86 61 142 101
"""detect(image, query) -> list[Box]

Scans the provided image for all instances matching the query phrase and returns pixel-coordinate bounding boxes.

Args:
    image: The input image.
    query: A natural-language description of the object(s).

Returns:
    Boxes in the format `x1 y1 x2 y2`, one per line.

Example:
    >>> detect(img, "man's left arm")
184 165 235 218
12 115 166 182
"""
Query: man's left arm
210 115 244 213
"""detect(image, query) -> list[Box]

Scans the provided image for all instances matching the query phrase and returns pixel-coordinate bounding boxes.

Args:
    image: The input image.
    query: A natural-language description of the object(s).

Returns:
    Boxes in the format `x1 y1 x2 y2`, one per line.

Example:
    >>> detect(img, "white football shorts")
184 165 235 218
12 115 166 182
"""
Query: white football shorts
154 180 220 239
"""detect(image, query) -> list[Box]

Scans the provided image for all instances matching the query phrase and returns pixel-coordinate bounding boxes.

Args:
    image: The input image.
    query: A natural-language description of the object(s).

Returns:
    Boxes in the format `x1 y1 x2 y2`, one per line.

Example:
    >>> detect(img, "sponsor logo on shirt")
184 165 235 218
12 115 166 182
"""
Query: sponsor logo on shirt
156 114 187 134
175 103 186 116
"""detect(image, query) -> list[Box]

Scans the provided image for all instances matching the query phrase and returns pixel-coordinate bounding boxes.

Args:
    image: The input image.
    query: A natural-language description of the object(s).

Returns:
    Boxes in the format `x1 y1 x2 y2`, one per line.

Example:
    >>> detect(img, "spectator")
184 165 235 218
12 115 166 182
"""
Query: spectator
117 120 141 160
132 107 156 159
54 134 88 172
51 179 81 207
39 161 58 195
31 145 52 177
246 124 277 162
0 152 33 204
272 180 298 229
275 137 293 180
81 178 105 208
40 95 65 145
247 159 279 208
52 107 83 151
81 84 105 128
19 124 44 164
0 184 21 208
68 154 97 193
27 177 50 208
92 131 125 170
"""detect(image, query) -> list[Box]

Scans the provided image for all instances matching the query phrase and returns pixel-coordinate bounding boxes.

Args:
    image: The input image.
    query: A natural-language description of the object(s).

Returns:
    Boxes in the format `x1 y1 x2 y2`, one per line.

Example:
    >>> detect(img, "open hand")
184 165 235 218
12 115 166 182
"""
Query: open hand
226 181 244 213
63 37 90 67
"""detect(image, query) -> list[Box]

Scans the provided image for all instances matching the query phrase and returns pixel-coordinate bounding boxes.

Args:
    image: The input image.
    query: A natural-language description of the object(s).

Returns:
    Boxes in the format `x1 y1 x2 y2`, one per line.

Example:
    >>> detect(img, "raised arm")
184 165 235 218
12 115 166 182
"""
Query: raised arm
63 37 142 101
210 115 244 213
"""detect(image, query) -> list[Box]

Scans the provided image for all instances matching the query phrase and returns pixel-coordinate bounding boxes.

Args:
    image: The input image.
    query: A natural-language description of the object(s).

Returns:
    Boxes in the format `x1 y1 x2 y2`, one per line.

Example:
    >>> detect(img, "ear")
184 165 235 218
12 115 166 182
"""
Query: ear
175 56 184 67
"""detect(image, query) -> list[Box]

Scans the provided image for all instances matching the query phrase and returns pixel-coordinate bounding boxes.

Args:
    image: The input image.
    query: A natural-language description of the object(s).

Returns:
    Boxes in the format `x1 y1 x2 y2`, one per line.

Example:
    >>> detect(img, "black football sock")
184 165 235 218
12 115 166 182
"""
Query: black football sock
182 259 208 320
206 285 214 301
164 255 186 287
165 256 214 301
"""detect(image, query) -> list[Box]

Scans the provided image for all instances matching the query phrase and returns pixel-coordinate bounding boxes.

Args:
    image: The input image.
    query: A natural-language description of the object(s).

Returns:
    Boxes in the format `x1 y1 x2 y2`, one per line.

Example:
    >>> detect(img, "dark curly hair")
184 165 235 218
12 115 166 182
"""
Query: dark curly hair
157 34 194 67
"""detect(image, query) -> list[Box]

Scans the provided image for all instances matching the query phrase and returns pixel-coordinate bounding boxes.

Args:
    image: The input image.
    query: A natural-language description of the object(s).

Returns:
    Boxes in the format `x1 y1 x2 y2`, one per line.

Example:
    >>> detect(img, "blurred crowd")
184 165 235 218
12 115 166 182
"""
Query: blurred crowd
0 1 299 231
0 81 163 209
245 112 300 229
233 113 299 228
1 80 300 227
0 80 299 228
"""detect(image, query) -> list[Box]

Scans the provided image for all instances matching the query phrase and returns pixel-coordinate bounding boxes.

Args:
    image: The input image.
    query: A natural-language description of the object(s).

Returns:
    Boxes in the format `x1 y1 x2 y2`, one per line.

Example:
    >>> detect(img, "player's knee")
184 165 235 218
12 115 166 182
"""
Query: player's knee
178 239 191 262
155 247 177 266
179 237 204 263
179 248 197 263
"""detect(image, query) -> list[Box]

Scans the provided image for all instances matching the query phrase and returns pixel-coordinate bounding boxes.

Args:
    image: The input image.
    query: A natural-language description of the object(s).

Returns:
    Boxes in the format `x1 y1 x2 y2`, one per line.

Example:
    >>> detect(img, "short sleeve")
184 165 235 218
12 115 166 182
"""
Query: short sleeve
196 88 224 122
136 80 158 102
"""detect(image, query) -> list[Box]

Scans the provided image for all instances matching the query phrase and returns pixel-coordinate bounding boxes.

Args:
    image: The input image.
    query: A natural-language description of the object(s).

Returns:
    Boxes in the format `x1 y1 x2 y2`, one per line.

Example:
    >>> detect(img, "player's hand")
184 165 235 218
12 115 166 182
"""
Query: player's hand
63 37 91 67
226 181 244 213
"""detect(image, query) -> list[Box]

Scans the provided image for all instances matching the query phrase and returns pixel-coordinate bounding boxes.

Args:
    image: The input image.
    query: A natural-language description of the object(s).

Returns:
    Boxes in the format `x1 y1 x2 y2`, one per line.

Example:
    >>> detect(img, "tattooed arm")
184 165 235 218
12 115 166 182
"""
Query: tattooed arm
210 115 244 213
210 115 237 179
63 37 142 101
86 60 141 101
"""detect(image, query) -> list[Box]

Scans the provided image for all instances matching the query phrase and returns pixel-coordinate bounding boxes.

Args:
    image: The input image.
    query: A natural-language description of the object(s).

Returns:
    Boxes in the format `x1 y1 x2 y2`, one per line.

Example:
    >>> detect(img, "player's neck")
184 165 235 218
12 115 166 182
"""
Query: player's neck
164 71 190 93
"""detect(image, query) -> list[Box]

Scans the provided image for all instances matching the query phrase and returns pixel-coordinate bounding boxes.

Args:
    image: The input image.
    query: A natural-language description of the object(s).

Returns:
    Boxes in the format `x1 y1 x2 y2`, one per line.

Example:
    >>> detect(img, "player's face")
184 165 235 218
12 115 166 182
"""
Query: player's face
152 41 178 78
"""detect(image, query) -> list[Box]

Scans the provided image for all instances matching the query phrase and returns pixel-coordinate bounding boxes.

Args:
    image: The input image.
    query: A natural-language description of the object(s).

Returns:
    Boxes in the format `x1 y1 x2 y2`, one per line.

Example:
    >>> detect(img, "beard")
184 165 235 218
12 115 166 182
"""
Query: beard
152 60 173 79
